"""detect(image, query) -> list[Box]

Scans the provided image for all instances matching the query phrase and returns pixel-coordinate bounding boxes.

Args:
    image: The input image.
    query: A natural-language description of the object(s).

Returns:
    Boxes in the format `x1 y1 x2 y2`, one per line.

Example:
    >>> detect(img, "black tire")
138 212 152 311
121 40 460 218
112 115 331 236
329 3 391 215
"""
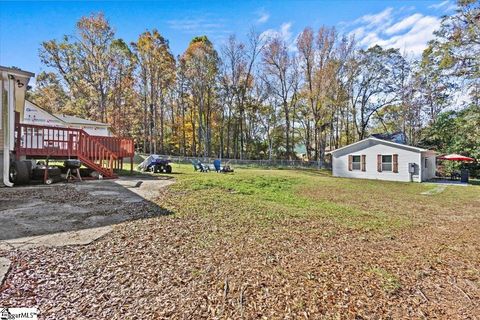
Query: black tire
165 165 172 173
9 160 30 185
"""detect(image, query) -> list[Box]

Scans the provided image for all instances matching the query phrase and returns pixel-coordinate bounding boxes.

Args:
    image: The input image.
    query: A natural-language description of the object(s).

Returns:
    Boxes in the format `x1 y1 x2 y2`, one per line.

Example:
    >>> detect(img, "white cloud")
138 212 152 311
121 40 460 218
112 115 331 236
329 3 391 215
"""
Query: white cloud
384 13 423 35
377 16 441 55
347 7 441 56
429 0 449 9
256 11 270 24
167 18 226 33
350 26 366 40
167 17 232 46
260 22 292 42
358 32 382 48
356 7 394 29
428 0 457 12
260 22 300 52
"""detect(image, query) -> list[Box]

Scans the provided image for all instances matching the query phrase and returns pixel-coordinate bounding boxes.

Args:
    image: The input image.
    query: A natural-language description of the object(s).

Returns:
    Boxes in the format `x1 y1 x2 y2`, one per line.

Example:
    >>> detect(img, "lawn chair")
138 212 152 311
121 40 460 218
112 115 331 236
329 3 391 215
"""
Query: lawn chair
191 159 201 171
199 162 210 172
213 159 234 173
213 159 222 172
191 159 209 172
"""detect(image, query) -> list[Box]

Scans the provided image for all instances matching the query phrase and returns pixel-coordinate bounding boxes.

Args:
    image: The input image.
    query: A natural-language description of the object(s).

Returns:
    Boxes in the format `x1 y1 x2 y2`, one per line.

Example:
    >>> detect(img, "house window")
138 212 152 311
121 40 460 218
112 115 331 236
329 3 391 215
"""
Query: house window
352 155 361 170
382 155 392 171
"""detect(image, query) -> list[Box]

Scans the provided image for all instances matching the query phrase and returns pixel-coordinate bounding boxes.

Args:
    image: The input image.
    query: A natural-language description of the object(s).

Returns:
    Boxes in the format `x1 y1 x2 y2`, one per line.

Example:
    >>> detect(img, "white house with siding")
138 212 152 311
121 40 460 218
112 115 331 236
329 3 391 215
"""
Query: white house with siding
1 66 35 187
330 137 437 182
23 100 111 136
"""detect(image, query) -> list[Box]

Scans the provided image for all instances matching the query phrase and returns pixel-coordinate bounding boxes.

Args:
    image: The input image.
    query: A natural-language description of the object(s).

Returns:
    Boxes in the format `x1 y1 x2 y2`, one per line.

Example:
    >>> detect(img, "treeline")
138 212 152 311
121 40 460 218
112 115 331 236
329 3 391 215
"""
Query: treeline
30 0 479 162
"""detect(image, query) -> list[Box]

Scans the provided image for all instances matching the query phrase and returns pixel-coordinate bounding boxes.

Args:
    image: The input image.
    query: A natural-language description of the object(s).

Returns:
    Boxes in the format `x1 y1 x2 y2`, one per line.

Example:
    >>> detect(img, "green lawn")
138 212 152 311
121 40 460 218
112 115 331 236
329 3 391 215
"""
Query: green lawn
162 163 479 232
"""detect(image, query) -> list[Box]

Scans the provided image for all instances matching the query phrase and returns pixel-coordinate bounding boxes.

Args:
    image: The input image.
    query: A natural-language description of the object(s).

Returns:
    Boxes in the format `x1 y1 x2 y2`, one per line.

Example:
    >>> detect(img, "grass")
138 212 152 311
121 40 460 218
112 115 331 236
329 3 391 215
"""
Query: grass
163 164 479 232
369 267 402 293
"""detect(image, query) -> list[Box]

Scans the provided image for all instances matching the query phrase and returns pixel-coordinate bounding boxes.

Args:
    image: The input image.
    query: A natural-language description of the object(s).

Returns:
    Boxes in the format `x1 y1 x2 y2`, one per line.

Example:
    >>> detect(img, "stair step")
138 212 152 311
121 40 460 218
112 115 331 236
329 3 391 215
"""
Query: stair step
79 156 115 178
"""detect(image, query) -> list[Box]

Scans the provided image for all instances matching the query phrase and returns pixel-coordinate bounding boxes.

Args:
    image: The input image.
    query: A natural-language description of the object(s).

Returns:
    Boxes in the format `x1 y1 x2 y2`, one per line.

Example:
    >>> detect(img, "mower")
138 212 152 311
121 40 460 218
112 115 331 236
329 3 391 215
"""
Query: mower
148 158 172 174
138 155 173 174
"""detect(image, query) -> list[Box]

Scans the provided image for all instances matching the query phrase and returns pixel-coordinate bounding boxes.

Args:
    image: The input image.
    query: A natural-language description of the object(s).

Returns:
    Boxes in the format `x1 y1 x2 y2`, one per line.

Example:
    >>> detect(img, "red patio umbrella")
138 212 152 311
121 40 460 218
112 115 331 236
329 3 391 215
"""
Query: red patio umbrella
437 154 475 162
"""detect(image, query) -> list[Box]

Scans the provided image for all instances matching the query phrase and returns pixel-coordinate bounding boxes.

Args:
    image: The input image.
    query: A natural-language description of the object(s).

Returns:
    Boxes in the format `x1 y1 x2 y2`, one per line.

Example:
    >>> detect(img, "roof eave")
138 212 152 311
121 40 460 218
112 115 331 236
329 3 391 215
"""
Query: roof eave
0 66 35 78
329 137 427 154
69 122 109 127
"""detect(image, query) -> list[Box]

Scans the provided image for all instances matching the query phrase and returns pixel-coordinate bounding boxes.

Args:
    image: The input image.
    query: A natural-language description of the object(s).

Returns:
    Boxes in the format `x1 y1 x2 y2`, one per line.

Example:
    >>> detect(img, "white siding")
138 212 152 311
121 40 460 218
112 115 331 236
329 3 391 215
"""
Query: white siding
332 140 423 182
24 100 64 127
23 101 111 137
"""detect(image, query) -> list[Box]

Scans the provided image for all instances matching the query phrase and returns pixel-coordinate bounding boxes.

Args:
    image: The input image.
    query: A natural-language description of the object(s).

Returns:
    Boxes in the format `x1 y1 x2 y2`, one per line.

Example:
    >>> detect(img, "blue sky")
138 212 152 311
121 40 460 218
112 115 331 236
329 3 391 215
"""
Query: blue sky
1 0 456 82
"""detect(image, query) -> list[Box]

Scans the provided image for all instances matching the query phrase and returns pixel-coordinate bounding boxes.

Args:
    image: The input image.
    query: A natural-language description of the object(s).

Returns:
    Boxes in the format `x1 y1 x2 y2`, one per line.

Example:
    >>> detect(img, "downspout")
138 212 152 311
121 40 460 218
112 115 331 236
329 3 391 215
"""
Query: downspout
418 152 422 183
2 73 14 187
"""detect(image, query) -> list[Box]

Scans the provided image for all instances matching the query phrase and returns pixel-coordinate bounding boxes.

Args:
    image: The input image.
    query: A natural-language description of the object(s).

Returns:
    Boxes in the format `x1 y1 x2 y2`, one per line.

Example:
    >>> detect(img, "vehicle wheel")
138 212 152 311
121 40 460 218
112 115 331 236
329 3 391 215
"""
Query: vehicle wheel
165 165 172 173
45 178 53 185
9 160 30 185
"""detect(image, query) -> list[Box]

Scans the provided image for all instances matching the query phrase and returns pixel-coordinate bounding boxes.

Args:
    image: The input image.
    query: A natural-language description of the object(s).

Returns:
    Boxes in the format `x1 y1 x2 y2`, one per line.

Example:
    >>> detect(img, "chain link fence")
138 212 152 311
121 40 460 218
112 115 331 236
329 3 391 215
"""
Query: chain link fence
137 154 331 170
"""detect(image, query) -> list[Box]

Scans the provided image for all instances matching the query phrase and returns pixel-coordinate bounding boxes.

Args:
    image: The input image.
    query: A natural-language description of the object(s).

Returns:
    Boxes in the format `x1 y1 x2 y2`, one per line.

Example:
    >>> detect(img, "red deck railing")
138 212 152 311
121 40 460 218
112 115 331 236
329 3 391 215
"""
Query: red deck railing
14 123 134 177
92 136 135 158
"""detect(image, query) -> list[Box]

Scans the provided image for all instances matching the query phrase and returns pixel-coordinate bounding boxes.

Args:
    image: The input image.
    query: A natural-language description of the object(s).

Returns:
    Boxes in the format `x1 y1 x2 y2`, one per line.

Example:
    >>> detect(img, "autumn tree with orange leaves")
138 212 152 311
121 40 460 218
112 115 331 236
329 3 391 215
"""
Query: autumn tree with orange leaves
32 5 479 165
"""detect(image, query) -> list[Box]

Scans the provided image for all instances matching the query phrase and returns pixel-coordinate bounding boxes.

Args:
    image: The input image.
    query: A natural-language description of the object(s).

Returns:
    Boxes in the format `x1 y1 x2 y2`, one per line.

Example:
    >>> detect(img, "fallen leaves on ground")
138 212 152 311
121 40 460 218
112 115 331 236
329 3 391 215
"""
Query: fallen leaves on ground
1 170 479 319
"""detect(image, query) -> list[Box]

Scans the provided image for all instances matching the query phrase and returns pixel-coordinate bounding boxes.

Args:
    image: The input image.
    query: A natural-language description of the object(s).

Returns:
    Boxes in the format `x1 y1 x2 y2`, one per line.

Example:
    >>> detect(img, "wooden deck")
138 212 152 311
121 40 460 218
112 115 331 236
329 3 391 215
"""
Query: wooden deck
14 123 134 177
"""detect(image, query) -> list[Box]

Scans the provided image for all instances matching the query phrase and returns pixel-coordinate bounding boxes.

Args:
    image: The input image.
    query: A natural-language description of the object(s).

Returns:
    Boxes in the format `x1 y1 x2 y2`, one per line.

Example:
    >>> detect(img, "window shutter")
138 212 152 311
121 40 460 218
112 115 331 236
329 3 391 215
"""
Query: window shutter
361 155 366 171
393 154 398 173
348 155 353 171
377 154 382 172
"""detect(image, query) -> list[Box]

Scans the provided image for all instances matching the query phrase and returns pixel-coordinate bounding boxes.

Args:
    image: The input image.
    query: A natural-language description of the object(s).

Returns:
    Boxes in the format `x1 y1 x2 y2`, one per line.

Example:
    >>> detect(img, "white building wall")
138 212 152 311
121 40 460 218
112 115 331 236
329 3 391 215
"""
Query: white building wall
24 100 65 127
332 141 422 182
23 101 110 136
